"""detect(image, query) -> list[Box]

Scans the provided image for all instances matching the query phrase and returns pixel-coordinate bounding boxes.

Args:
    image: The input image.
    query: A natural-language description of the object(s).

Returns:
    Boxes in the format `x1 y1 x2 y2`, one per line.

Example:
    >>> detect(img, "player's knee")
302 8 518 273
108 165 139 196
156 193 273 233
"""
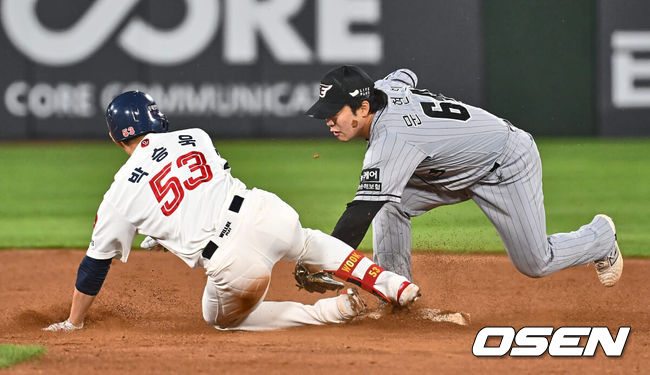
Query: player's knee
203 308 217 325
215 265 271 328
377 201 409 220
202 289 219 325
519 269 545 278
511 261 548 278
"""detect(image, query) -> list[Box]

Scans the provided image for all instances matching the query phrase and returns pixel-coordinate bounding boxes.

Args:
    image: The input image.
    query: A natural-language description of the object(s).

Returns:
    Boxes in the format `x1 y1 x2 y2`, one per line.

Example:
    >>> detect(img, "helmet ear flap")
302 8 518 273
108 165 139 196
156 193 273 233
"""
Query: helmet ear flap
160 115 169 132
148 105 169 133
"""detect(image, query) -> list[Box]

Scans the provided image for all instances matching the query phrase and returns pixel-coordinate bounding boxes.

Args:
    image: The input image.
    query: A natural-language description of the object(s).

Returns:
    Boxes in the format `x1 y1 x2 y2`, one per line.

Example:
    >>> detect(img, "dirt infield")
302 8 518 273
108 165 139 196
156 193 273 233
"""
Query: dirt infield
1 250 647 374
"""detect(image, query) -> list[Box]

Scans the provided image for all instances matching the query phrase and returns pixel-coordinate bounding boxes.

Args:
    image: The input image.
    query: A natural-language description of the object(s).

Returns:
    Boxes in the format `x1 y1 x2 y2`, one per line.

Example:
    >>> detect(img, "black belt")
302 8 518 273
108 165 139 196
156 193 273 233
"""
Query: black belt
202 195 244 260
202 241 219 260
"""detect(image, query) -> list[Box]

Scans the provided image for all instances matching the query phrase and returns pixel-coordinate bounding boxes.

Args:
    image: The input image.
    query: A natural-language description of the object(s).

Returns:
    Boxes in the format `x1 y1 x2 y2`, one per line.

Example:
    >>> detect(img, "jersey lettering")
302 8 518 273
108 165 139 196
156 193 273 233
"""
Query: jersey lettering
149 163 184 216
149 151 213 216
178 135 197 147
152 147 169 162
410 88 471 122
177 151 213 190
391 96 410 105
128 167 149 183
402 114 422 127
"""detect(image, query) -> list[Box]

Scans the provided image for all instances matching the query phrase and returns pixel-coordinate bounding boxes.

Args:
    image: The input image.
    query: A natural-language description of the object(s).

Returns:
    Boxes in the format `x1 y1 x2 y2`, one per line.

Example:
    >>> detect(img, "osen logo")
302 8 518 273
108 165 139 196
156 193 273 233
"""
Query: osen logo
472 326 631 357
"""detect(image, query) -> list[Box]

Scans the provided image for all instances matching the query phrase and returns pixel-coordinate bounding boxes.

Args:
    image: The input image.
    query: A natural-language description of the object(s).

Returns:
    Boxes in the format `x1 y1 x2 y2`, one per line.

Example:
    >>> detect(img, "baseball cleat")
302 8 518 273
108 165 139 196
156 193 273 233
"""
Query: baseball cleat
593 214 623 287
43 319 84 332
397 282 421 307
338 287 367 319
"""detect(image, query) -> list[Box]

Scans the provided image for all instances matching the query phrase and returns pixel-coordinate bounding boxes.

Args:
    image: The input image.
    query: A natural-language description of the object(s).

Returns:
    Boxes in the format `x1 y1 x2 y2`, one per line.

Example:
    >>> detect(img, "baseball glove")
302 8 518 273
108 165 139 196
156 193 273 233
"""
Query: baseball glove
293 261 344 294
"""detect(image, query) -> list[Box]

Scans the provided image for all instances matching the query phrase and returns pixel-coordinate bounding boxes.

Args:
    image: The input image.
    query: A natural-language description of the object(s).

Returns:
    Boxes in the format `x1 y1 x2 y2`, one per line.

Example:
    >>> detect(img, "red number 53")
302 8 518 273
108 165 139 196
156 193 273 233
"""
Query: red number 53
149 151 213 216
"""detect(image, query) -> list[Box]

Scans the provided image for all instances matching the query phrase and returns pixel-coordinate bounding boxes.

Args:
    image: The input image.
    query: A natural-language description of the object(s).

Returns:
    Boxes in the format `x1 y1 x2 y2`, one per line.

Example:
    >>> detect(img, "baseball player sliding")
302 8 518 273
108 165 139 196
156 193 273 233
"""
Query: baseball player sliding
44 91 420 332
306 66 622 287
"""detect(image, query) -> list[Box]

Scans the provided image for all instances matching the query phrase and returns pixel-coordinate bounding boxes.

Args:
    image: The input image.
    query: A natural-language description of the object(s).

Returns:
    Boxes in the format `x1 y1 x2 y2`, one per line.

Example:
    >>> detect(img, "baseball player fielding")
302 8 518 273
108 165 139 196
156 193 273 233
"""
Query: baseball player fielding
305 65 623 288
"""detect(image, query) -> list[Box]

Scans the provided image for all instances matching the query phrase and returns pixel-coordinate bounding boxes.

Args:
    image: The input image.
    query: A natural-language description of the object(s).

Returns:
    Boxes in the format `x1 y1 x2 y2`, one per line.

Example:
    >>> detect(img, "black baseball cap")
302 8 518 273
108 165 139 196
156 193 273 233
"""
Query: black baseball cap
305 65 374 119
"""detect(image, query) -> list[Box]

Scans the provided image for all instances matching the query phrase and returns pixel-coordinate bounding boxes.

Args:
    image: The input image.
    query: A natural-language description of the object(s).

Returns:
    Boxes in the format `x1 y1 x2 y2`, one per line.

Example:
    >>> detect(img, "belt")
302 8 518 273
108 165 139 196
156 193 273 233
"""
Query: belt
202 195 244 260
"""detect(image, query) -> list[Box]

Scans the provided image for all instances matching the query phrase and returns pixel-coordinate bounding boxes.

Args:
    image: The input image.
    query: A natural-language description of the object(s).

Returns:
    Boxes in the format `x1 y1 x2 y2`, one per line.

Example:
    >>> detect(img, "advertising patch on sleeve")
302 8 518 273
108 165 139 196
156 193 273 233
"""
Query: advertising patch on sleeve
358 168 381 192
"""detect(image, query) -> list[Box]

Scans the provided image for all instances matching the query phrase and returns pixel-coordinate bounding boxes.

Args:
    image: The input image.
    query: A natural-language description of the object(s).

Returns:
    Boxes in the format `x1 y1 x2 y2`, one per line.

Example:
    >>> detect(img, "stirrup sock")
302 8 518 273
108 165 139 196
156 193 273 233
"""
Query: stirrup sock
332 250 390 302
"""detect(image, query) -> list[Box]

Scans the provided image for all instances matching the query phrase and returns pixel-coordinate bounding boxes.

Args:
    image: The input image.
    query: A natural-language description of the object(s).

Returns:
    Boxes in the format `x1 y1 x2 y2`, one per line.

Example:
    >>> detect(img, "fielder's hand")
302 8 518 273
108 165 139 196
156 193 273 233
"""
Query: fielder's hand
43 319 84 332
293 261 344 294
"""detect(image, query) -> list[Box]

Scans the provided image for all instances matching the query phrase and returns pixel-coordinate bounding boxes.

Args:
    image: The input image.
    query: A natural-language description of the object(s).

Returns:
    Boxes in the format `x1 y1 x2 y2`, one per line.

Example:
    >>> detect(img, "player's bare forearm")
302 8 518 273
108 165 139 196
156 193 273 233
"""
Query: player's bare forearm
68 288 97 326
43 287 97 331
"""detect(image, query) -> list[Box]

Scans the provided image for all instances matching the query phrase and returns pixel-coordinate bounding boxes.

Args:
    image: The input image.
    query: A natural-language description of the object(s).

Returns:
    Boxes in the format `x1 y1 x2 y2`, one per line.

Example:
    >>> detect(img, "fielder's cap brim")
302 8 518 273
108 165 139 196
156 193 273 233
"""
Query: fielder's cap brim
305 99 345 119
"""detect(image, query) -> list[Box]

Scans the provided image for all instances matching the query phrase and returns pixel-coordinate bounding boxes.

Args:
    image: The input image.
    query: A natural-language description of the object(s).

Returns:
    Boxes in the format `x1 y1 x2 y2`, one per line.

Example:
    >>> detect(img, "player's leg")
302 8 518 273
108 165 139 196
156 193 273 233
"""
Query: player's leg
201 260 271 328
201 188 366 330
287 228 419 306
243 188 420 306
469 131 617 278
371 202 413 281
202 275 363 331
372 184 471 280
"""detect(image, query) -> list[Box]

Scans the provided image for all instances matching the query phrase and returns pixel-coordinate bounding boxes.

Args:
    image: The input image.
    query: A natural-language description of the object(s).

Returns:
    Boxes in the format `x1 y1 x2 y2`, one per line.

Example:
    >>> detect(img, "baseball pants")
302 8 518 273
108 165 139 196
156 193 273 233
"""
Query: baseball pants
202 188 410 331
372 128 616 281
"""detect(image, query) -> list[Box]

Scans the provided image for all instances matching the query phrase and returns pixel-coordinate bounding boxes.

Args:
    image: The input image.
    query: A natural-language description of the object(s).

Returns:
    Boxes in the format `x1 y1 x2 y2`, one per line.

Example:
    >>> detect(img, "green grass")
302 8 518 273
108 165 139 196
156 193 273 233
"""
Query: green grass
1 138 649 256
0 344 45 368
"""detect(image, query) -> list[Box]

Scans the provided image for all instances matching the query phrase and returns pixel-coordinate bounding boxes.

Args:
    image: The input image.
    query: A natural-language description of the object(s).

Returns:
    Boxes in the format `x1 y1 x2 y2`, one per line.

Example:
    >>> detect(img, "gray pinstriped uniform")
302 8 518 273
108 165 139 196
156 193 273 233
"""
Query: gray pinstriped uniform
356 70 615 281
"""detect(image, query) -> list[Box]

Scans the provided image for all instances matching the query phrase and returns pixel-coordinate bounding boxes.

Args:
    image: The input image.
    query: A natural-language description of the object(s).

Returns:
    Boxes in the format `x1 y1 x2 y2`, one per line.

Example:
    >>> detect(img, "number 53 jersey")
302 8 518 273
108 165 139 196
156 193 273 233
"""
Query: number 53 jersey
87 128 246 268
357 75 516 204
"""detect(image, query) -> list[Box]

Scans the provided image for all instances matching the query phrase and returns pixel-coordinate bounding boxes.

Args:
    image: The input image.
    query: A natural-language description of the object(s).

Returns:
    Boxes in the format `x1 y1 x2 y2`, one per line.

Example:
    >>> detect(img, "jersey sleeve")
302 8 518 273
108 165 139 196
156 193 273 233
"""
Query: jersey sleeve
354 131 426 203
86 199 136 262
377 68 418 88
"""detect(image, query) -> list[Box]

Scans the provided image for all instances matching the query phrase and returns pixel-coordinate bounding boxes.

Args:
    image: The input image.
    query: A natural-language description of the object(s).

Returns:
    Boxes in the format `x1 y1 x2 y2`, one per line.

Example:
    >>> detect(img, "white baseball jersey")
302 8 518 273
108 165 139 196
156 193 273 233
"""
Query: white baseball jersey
354 74 512 203
85 127 415 331
87 128 245 268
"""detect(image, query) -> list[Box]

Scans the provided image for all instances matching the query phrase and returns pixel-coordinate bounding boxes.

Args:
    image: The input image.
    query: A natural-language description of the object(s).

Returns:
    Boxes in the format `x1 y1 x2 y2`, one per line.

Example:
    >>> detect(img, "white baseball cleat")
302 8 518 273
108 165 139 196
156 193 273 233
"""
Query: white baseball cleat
337 287 367 319
397 282 421 307
43 319 84 332
594 214 623 287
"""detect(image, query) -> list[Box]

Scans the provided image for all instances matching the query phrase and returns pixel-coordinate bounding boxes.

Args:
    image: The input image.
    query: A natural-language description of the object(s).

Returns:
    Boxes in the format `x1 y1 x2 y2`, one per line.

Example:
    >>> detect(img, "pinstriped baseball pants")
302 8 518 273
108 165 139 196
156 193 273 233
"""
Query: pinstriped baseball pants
372 128 616 281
